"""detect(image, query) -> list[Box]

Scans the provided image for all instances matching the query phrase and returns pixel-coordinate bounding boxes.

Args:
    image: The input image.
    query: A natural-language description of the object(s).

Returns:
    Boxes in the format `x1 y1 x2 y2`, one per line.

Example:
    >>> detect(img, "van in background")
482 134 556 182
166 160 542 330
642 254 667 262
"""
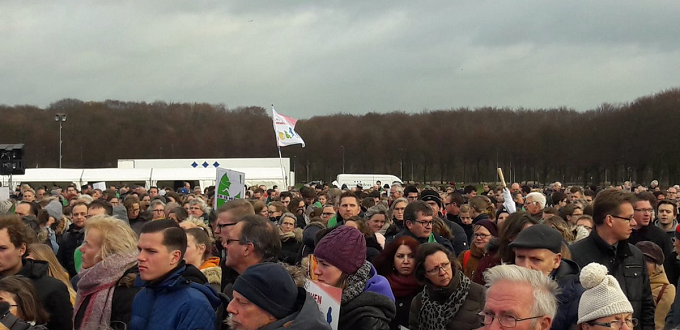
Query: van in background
332 174 402 189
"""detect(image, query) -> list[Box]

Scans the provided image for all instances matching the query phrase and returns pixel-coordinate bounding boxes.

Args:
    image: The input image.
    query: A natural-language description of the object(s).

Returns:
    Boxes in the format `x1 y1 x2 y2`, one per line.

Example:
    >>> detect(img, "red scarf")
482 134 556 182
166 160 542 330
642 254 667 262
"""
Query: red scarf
387 272 422 297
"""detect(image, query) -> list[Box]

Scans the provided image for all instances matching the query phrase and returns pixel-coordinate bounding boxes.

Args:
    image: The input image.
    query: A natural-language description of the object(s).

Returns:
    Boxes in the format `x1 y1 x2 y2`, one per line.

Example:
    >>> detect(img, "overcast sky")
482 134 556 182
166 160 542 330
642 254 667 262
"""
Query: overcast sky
2 0 679 118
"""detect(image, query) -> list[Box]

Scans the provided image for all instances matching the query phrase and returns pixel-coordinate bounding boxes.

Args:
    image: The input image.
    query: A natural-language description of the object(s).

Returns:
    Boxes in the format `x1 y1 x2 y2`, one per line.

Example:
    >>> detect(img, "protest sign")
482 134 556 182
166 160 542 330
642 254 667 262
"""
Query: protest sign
305 279 341 330
215 168 245 209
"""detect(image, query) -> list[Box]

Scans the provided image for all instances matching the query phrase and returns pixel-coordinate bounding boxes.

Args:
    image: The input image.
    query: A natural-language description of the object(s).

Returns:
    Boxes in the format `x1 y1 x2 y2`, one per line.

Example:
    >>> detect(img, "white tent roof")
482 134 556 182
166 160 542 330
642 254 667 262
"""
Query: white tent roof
2 167 288 188
5 168 83 183
81 168 152 183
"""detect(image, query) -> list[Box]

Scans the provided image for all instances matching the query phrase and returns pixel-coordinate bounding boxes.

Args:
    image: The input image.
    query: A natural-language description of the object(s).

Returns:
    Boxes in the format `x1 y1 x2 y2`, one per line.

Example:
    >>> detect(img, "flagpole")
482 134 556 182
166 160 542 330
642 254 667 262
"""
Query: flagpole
272 104 289 189
277 146 288 189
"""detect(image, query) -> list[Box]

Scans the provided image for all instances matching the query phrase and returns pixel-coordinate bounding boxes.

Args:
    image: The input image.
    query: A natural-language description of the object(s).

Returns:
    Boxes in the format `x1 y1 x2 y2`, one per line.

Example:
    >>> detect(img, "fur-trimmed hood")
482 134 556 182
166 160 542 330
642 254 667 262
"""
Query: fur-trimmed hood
280 227 303 243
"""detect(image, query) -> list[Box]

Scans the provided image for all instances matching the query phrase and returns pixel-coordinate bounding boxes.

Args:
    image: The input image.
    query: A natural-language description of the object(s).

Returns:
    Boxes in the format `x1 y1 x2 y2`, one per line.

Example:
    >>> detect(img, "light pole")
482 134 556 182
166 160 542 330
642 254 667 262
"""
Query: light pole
55 113 67 168
341 145 345 174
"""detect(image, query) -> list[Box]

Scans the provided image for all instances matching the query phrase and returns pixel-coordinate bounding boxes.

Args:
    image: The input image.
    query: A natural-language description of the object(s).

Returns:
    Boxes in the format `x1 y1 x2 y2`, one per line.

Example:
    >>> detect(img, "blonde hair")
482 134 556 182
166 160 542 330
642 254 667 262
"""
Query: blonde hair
180 216 215 240
469 196 496 220
28 243 76 305
84 215 138 260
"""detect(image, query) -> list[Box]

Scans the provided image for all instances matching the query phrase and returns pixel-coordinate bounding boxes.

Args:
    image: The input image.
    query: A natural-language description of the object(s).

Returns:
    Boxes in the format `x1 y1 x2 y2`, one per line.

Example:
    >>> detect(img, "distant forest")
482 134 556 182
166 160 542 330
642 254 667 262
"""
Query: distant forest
2 88 680 187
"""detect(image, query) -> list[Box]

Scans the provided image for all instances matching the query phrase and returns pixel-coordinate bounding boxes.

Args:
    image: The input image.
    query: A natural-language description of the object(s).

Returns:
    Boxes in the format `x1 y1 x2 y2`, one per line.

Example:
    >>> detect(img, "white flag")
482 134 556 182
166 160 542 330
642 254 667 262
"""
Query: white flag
272 107 306 147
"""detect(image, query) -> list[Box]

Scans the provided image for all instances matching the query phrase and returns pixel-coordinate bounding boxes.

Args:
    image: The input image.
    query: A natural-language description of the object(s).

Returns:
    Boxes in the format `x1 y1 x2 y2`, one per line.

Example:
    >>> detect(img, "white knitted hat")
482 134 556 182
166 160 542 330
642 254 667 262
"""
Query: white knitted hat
577 263 633 324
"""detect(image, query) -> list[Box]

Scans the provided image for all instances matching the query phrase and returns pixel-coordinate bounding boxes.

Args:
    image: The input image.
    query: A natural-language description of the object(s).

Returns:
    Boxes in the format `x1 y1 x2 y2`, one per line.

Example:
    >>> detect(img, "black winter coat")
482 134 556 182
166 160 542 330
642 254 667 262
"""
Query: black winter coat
440 216 469 255
339 291 396 330
14 259 73 330
74 266 141 330
570 230 655 330
57 224 84 278
391 290 419 330
628 224 675 285
550 259 585 330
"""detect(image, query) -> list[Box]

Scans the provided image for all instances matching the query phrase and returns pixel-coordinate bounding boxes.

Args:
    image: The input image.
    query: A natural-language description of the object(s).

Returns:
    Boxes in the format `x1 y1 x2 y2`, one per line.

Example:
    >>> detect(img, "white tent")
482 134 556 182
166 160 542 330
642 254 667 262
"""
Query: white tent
2 167 289 190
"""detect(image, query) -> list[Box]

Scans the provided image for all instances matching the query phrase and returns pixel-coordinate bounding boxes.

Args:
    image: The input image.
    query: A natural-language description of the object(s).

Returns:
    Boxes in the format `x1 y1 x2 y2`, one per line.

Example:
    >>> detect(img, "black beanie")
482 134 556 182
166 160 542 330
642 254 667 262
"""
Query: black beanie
232 263 298 319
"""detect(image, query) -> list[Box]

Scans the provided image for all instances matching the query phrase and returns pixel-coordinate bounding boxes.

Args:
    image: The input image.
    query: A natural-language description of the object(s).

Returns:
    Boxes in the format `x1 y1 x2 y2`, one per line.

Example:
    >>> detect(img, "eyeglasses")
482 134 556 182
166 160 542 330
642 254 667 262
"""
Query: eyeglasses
215 222 237 231
610 214 635 222
587 318 638 329
225 238 248 245
426 261 451 275
474 233 491 239
478 311 544 328
152 209 164 213
634 208 653 213
414 220 434 227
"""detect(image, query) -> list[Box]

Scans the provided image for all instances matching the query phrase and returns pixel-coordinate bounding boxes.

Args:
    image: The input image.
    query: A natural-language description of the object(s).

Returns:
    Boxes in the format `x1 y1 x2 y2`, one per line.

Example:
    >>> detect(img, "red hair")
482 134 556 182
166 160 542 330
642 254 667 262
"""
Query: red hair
373 236 420 276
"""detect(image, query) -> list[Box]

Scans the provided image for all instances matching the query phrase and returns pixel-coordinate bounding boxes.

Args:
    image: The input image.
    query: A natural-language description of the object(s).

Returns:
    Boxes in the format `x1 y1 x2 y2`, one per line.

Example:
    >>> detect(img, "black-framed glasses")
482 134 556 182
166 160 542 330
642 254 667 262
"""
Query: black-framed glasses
474 233 491 239
414 220 434 227
478 311 544 328
587 318 638 329
225 238 248 245
426 261 451 275
215 222 237 231
610 214 635 222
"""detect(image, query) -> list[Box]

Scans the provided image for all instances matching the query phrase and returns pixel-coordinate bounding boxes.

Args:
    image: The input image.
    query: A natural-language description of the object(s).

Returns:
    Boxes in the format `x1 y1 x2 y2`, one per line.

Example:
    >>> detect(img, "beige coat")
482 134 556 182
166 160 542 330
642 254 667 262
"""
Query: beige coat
650 268 675 330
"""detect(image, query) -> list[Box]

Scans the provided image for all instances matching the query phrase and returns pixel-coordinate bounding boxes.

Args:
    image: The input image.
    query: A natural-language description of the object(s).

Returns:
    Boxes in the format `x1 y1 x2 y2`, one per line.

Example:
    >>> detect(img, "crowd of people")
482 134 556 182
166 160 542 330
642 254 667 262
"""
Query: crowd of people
0 179 678 330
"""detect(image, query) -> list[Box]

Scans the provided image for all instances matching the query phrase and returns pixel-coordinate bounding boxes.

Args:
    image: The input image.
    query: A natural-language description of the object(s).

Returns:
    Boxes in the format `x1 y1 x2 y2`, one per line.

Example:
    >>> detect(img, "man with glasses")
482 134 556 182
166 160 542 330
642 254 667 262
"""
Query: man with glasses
667 187 678 203
480 264 558 330
404 184 419 203
222 215 281 298
387 200 454 252
389 183 404 204
525 192 547 222
420 189 468 255
628 193 674 293
213 200 255 289
570 189 655 330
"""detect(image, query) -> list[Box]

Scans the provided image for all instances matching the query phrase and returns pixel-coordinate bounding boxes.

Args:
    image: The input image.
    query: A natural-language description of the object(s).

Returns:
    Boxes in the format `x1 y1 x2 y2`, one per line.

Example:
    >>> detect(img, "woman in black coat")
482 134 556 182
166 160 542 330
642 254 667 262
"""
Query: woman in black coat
278 213 302 265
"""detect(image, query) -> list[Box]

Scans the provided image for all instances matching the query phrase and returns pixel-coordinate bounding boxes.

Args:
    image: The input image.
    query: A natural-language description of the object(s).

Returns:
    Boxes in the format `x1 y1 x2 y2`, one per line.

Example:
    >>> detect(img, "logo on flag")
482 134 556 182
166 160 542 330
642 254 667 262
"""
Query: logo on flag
272 106 305 147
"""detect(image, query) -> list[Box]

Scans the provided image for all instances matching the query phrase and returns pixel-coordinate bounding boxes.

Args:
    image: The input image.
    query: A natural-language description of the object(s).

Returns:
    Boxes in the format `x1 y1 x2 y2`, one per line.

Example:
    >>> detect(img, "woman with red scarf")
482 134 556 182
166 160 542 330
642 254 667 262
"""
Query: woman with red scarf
374 236 422 330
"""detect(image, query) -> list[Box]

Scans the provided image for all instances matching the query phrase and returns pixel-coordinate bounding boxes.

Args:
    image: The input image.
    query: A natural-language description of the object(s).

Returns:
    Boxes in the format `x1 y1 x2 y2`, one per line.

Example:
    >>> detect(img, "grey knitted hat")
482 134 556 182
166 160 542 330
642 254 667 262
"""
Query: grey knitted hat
577 263 633 324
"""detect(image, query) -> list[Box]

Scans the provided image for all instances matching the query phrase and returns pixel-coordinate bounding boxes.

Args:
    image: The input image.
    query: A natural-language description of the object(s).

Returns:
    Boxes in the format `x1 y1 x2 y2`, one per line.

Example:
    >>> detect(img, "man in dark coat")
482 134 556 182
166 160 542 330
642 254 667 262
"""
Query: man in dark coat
628 192 675 282
387 201 454 252
420 190 468 255
570 189 655 330
510 224 585 330
0 215 73 330
226 263 331 330
57 201 87 277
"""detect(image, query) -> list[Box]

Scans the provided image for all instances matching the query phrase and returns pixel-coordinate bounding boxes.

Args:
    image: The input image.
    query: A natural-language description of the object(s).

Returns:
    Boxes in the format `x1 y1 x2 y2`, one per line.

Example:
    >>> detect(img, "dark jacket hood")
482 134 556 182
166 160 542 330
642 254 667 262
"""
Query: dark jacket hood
260 291 332 330
17 258 49 279
552 258 580 280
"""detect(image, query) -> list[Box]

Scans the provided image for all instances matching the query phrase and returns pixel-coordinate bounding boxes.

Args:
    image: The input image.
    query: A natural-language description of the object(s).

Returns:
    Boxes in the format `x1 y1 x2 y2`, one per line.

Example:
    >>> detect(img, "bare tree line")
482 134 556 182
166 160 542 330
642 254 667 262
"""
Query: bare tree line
2 88 680 187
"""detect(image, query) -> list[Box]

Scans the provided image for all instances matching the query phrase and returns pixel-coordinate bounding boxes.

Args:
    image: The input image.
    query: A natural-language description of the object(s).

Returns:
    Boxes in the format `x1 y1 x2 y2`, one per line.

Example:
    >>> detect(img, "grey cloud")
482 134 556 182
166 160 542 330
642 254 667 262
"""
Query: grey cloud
0 0 678 118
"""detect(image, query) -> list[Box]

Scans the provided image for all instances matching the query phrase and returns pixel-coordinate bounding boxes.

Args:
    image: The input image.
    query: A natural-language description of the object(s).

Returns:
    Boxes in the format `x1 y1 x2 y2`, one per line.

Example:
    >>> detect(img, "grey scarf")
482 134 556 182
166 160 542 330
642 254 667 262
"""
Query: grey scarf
418 270 471 330
341 261 372 303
